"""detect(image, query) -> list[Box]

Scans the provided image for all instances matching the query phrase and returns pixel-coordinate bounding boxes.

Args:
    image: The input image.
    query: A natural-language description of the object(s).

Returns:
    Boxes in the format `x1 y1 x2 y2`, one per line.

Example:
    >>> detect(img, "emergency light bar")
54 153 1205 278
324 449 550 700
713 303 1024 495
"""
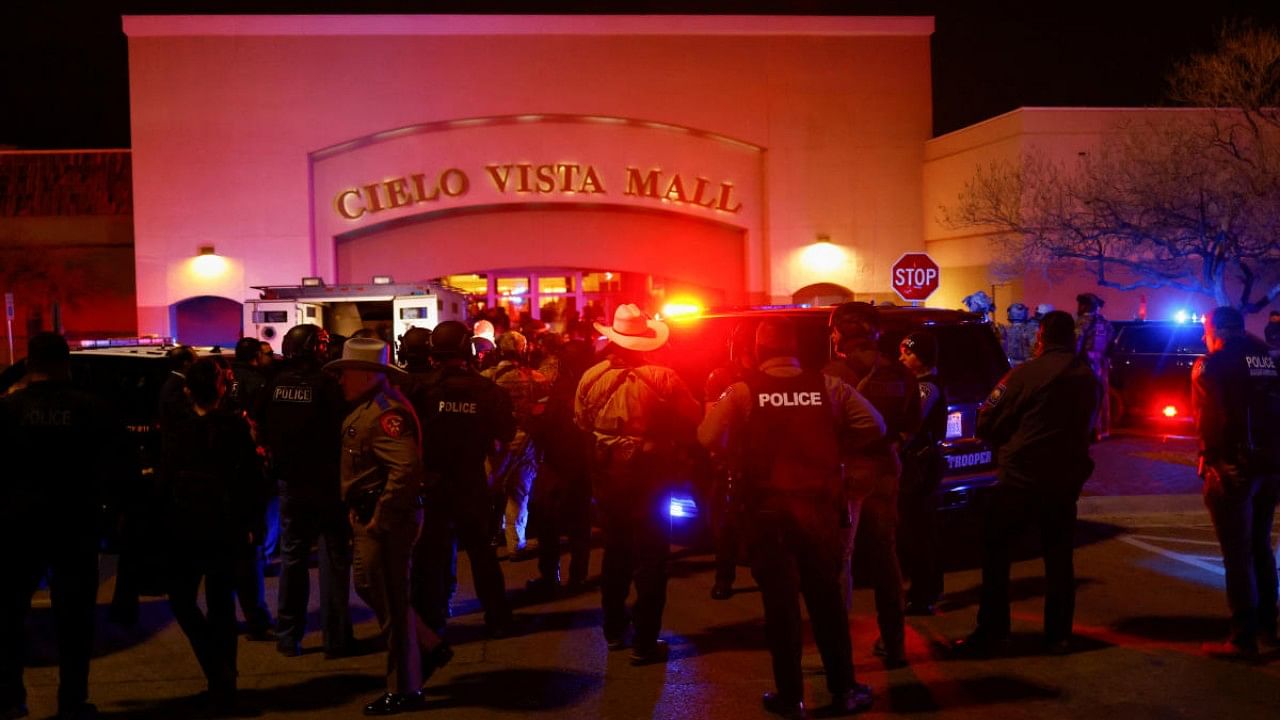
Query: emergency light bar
78 336 173 349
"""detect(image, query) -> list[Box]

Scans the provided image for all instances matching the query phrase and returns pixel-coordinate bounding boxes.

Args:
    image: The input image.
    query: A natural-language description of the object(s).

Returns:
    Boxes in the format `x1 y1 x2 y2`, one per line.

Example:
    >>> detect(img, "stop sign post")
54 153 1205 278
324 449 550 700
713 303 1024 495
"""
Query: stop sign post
891 252 940 303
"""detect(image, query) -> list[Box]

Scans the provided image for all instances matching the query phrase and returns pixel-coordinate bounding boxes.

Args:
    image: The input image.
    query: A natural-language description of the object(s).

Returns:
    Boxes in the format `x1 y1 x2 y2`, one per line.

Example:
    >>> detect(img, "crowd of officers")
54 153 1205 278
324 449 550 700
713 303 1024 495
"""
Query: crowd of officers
0 296 1276 720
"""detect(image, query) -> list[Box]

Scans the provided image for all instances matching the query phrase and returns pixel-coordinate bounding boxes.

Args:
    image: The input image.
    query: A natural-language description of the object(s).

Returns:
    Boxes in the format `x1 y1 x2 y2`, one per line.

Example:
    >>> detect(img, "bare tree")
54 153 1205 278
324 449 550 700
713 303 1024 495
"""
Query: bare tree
941 25 1280 314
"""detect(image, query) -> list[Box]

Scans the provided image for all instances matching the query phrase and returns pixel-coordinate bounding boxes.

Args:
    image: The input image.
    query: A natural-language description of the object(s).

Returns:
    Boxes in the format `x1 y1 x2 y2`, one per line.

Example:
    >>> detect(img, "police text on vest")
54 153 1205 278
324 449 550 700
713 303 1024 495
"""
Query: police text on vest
757 391 823 407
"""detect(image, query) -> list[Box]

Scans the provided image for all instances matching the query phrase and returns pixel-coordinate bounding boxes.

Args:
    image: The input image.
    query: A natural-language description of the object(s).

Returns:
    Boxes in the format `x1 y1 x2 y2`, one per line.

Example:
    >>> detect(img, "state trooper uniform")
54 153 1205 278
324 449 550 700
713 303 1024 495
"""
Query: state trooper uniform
328 339 426 714
1193 307 1280 656
0 333 130 720
575 304 701 664
404 321 516 637
958 311 1098 655
699 319 885 717
261 325 354 657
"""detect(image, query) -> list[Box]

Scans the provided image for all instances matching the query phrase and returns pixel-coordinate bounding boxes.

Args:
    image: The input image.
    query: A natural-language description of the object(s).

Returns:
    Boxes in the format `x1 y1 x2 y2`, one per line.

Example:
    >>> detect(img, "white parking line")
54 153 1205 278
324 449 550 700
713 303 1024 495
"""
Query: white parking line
1118 535 1226 576
1126 534 1221 546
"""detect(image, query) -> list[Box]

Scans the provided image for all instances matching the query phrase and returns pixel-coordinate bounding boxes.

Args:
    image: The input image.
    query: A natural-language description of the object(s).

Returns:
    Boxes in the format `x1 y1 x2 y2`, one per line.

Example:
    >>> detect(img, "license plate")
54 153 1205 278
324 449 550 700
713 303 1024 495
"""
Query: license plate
946 411 963 439
946 450 992 470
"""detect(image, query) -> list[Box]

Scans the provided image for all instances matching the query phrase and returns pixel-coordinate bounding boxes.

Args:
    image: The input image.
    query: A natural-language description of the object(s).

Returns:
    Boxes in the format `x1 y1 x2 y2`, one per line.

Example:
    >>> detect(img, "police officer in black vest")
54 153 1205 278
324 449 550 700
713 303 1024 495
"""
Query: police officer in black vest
700 319 886 719
261 325 355 658
0 333 131 720
405 320 517 640
1194 306 1280 658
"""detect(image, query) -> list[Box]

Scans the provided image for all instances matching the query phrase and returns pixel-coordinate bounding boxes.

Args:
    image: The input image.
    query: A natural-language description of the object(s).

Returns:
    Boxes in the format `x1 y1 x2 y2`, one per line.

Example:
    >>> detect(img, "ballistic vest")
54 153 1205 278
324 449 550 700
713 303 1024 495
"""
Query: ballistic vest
743 369 841 497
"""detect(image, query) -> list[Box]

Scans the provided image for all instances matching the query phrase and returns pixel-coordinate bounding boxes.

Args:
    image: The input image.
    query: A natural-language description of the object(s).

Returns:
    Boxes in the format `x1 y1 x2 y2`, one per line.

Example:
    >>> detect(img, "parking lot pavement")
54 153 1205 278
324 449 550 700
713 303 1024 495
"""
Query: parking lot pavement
16 437 1278 719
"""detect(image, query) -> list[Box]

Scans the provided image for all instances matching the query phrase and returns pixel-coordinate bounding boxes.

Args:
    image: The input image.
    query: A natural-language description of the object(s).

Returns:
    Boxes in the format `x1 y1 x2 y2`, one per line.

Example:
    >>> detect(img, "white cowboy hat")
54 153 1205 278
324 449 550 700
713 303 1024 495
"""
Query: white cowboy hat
324 337 408 379
593 304 669 352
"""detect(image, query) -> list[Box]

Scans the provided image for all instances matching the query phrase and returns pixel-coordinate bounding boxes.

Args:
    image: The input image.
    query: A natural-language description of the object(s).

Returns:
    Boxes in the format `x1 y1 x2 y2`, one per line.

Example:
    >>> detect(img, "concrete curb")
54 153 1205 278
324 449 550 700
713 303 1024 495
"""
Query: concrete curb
1078 493 1205 517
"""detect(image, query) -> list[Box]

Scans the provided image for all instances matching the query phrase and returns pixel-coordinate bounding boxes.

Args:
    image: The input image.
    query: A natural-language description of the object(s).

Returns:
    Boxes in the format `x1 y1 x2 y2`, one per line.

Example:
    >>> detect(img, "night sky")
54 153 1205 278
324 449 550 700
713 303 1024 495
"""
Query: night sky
4 1 1279 149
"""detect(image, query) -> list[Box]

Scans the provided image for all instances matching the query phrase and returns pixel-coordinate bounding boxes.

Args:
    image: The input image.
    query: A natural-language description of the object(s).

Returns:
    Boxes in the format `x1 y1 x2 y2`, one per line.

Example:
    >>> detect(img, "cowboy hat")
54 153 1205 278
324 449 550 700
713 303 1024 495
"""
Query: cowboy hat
324 337 408 379
594 304 669 352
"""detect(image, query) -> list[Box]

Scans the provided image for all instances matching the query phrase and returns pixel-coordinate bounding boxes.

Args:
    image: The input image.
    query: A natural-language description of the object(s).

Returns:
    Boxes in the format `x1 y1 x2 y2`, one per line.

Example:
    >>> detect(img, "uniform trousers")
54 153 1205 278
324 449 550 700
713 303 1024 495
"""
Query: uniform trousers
353 510 423 694
1203 470 1279 645
898 487 943 607
532 462 594 584
0 530 98 712
412 483 510 633
276 489 354 652
168 538 239 696
709 470 743 588
844 482 906 651
594 450 672 650
748 497 856 705
976 483 1078 642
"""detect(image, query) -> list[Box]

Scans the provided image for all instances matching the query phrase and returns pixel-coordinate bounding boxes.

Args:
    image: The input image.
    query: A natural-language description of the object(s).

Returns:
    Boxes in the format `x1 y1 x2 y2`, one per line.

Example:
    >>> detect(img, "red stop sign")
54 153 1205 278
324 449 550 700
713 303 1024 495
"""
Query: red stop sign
891 252 940 302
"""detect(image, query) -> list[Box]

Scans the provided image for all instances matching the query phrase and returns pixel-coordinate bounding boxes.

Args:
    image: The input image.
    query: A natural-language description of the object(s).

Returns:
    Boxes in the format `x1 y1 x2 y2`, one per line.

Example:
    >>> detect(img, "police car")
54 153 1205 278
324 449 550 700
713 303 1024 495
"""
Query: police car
659 304 1008 540
1108 320 1205 430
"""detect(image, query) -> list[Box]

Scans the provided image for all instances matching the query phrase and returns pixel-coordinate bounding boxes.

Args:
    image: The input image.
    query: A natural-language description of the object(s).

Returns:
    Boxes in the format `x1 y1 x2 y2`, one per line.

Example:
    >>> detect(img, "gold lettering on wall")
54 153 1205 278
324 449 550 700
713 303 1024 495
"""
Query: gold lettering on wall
334 162 742 222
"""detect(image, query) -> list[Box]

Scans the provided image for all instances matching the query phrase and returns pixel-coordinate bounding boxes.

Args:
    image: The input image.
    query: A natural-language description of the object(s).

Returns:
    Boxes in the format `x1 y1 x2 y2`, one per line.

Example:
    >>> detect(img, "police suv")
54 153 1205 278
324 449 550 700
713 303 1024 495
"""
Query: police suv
660 305 1008 538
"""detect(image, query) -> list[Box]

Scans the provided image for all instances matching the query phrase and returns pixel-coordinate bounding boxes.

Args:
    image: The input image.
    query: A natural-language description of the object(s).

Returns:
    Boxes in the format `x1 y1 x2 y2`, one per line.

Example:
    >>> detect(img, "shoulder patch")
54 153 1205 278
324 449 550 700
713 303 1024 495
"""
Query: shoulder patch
983 383 1006 408
379 410 410 438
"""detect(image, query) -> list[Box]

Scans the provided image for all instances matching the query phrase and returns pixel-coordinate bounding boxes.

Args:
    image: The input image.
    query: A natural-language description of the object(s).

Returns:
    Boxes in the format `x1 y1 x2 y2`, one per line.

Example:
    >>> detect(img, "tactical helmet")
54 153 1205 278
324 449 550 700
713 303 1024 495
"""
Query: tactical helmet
281 324 330 361
1007 303 1030 322
399 326 433 364
430 320 473 359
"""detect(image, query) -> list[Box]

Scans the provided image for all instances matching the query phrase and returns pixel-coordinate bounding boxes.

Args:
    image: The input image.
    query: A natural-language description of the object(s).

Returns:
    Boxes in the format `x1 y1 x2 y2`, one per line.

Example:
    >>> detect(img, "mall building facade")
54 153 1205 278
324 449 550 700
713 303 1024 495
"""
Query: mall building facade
120 14 1228 345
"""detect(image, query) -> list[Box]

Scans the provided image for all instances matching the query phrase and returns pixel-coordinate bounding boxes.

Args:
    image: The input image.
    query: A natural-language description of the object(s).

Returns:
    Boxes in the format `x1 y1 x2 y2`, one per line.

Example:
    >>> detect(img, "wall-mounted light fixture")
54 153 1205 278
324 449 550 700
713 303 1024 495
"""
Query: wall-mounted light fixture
192 245 228 278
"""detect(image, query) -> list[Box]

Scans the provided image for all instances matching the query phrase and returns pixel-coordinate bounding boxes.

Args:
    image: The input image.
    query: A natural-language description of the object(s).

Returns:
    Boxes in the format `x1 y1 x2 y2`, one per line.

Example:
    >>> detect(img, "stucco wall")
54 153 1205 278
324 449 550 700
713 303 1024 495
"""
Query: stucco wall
125 15 933 336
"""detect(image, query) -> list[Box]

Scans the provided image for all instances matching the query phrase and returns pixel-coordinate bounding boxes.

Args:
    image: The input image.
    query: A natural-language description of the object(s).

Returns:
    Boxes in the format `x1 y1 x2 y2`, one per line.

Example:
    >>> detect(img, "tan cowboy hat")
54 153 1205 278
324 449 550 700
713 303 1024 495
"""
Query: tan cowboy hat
323 337 408 379
593 304 669 352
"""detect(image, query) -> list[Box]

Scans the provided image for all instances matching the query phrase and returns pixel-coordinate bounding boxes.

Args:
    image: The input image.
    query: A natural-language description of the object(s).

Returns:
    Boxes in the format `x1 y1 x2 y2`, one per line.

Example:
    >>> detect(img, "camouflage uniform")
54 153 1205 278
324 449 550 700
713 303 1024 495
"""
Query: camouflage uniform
483 361 549 554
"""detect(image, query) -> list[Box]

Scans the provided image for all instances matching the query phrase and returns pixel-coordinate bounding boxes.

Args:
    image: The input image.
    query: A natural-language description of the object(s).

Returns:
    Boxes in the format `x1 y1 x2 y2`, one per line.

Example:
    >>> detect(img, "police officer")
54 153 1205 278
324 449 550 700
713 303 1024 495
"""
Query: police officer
699 319 885 719
702 320 758 600
158 344 196 430
954 311 1098 656
0 333 129 720
575 304 701 665
327 338 427 715
1193 306 1280 658
824 301 920 668
405 321 516 640
483 332 549 560
1000 303 1037 365
897 331 948 615
1075 292 1114 439
261 325 355 658
226 336 275 641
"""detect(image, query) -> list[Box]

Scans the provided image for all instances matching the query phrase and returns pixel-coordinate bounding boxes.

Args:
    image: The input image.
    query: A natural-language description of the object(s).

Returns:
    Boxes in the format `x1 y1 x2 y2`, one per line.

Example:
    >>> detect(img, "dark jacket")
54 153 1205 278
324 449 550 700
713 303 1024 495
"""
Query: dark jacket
161 408 268 546
0 379 131 535
1193 334 1280 470
977 346 1098 497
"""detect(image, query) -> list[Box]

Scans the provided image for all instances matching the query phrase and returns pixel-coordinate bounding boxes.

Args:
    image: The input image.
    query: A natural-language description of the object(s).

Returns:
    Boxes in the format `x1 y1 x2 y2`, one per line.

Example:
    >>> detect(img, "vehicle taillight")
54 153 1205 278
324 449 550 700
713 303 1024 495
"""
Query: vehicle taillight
1162 404 1179 418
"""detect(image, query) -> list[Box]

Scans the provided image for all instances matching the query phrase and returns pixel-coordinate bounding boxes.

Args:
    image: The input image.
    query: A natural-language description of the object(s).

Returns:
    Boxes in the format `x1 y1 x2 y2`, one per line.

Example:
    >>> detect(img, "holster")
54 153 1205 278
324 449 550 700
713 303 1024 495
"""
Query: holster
347 483 385 524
